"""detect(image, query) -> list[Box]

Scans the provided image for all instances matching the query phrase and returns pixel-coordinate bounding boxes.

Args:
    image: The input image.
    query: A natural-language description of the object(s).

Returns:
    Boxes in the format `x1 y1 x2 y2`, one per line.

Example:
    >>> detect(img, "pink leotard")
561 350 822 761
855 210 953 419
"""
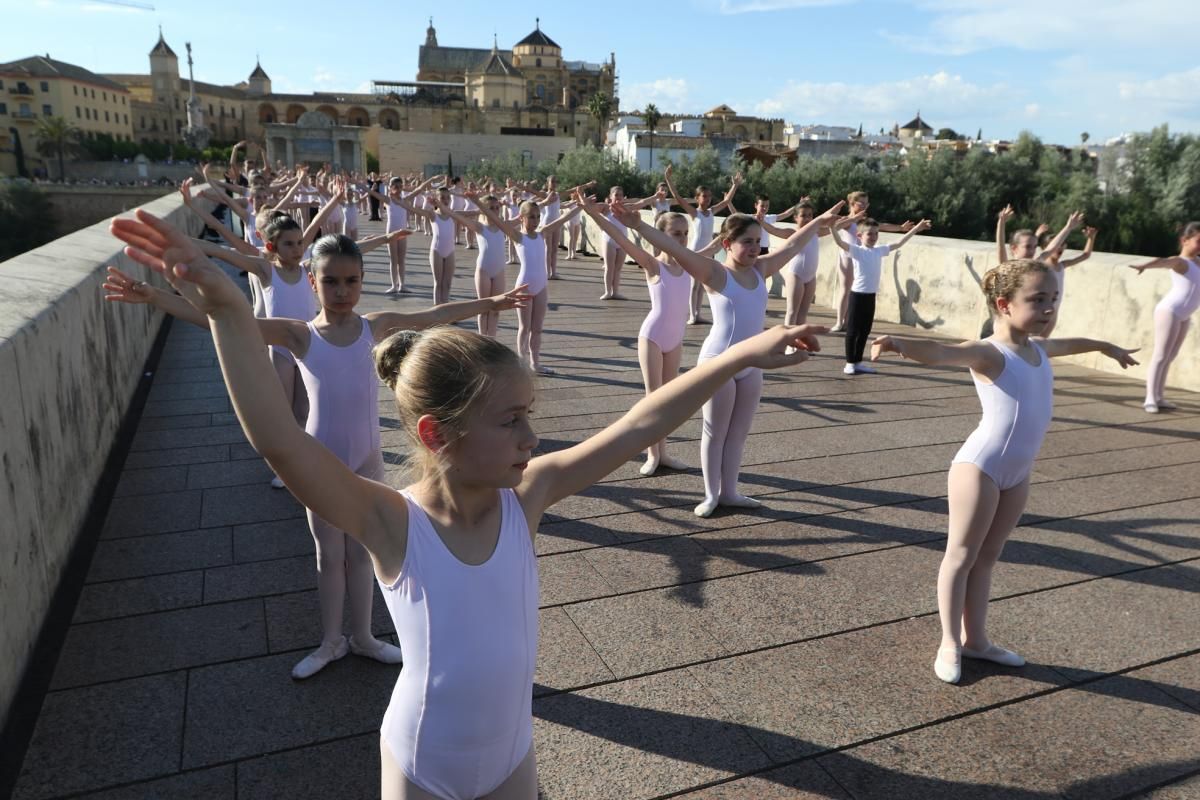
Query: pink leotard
431 214 456 258
952 340 1054 490
638 262 691 352
295 318 379 472
515 232 548 295
785 235 821 282
476 226 508 278
380 488 537 800
1157 258 1200 321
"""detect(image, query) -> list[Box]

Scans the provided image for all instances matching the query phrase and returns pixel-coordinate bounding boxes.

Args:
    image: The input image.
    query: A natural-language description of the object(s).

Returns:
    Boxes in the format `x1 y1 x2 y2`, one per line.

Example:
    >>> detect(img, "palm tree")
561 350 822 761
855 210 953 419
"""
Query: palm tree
587 92 613 148
643 103 662 170
34 116 81 180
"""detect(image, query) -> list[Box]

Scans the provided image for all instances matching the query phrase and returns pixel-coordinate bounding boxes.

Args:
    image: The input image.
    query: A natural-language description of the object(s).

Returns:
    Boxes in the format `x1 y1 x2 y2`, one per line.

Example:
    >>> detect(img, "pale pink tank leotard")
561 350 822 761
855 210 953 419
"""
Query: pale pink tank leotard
379 488 538 800
431 214 456 258
476 226 508 279
639 262 691 352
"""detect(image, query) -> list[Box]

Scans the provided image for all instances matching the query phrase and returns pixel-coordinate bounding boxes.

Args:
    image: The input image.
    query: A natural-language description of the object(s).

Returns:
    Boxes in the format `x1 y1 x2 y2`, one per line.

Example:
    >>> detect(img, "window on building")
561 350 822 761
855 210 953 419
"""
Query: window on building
220 106 225 117
536 84 545 99
90 88 95 98
73 85 78 95
209 104 213 115
174 97 179 110
102 91 107 101
122 95 126 105
0 80 4 90
105 111 110 121
536 58 541 67
124 113 128 124
233 126 238 137
40 81 49 92
76 106 81 118
492 98 500 108
176 119 183 133
19 103 30 115
140 116 145 128
0 103 6 114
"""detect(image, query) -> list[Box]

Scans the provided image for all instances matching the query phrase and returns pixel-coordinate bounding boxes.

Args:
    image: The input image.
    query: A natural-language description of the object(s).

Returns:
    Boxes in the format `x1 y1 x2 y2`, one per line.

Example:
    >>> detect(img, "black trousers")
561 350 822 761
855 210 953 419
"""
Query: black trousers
845 291 877 363
369 194 381 221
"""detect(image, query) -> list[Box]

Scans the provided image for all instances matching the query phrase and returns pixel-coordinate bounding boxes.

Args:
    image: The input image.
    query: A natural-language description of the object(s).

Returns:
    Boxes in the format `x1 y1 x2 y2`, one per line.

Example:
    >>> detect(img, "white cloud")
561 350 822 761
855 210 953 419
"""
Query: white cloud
312 67 337 88
1024 103 1040 118
716 0 852 12
1119 67 1200 113
752 70 1013 133
886 0 1182 55
622 77 691 112
80 2 147 12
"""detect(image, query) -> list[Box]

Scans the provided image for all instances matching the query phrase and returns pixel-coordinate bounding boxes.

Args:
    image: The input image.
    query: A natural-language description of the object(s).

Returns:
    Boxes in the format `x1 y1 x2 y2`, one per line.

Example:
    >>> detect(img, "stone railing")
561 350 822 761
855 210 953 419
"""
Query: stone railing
578 210 1195 392
0 191 196 726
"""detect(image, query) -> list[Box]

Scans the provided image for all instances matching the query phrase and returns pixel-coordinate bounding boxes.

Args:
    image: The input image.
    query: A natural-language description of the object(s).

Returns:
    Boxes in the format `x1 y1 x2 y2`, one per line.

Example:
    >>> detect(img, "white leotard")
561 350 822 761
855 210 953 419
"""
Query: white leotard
431 214 456 258
786 235 821 281
758 214 778 248
689 209 716 251
256 265 317 362
539 193 560 225
653 199 671 215
343 200 358 232
476 226 508 277
295 318 378 472
1157 258 1200 320
602 213 626 250
952 340 1054 490
516 232 548 295
386 198 408 233
699 266 767 364
380 488 537 800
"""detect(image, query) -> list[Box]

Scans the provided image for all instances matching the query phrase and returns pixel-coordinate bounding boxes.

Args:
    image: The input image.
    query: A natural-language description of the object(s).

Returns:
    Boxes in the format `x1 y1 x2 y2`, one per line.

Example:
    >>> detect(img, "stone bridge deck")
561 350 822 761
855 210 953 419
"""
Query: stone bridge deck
9 221 1200 799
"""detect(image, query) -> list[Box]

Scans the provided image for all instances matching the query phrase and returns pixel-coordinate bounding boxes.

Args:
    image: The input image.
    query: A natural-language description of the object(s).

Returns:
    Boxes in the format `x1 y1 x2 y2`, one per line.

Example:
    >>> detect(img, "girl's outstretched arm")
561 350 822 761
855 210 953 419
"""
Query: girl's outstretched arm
871 335 1001 378
1059 227 1097 268
996 205 1013 265
366 285 531 338
757 202 848 276
435 198 484 235
179 180 260 256
108 210 405 560
520 324 826 513
301 190 344 248
468 192 523 243
194 239 271 282
709 173 743 214
1038 210 1085 260
885 219 932 253
539 203 582 235
578 195 658 273
1036 337 1139 367
625 204 724 288
356 229 411 255
1129 256 1186 274
663 164 696 217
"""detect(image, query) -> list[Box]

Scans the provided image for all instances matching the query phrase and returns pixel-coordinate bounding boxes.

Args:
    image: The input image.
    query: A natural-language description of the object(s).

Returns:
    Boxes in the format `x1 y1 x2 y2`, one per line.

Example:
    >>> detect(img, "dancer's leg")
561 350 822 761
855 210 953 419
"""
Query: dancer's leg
387 241 400 292
546 229 560 278
696 377 737 516
658 345 686 469
516 303 533 365
306 509 347 646
529 290 549 372
834 253 853 329
567 224 579 260
783 271 801 325
961 478 1030 653
798 279 817 325
688 277 706 324
638 337 665 473
718 369 764 506
938 463 1001 652
483 746 537 800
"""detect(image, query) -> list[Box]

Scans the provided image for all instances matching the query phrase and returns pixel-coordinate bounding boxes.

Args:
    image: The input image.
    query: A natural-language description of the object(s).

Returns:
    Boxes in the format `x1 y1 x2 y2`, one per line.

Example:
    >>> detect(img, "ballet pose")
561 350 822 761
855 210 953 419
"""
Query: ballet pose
1131 222 1200 413
109 205 823 800
401 185 460 305
871 258 1137 684
438 192 513 336
597 185 656 301
370 174 440 294
581 196 695 476
780 200 833 325
985 207 1085 337
472 192 582 374
663 164 741 324
627 201 844 517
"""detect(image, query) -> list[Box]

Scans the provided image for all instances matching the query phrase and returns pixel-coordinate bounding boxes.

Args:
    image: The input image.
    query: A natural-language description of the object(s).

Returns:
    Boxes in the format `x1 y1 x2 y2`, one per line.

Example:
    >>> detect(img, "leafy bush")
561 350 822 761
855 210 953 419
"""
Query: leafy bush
0 181 57 262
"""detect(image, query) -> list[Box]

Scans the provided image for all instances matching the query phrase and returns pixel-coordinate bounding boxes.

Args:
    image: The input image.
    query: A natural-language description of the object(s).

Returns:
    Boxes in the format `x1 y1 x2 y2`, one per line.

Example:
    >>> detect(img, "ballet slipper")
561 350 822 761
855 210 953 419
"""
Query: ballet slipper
639 459 659 477
657 455 689 471
349 635 403 665
1143 402 1160 414
719 494 763 509
934 645 961 684
270 475 285 489
291 636 349 680
694 497 719 518
961 643 1025 667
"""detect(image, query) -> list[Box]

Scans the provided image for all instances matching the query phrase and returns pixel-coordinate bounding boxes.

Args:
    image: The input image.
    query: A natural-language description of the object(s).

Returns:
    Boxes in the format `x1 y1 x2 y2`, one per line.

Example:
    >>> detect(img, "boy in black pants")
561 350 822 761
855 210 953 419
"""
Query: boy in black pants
832 214 932 374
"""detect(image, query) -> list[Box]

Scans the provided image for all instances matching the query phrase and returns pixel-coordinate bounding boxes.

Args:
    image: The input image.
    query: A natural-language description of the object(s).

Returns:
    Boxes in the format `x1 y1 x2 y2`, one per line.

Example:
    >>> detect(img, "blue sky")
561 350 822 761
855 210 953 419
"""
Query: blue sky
5 0 1197 145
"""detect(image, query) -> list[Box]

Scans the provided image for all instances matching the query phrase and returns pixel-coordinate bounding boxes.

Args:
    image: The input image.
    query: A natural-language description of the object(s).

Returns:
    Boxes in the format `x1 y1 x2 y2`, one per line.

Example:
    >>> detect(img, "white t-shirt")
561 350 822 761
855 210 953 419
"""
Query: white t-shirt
846 239 890 293
759 214 778 248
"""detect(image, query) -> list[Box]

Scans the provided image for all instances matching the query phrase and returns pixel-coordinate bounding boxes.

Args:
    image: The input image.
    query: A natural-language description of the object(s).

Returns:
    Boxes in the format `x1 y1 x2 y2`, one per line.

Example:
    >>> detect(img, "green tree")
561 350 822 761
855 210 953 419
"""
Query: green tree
935 127 959 141
643 103 663 171
33 116 81 180
586 92 613 148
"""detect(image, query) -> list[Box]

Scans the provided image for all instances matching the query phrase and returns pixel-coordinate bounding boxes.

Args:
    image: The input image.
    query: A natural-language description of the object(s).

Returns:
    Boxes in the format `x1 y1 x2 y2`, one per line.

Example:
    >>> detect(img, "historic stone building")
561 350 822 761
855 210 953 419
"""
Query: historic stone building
97 22 617 152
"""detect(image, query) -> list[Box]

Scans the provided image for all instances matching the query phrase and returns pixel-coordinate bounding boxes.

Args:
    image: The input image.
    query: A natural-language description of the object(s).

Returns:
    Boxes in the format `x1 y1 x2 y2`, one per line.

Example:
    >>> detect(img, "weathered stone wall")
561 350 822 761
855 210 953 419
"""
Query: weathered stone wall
0 191 194 727
40 185 175 238
41 161 195 184
370 128 577 175
577 211 1197 392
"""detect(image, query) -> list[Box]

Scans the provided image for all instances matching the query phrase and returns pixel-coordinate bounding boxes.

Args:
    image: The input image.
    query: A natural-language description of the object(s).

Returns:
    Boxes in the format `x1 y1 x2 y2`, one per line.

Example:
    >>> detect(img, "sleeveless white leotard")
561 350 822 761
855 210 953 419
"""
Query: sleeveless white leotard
431 214 456 258
256 265 317 363
515 232 548 295
476 226 508 278
1157 258 1200 320
689 209 715 251
699 266 767 380
295 318 379 472
952 340 1054 490
379 488 537 800
785 235 821 282
386 198 408 233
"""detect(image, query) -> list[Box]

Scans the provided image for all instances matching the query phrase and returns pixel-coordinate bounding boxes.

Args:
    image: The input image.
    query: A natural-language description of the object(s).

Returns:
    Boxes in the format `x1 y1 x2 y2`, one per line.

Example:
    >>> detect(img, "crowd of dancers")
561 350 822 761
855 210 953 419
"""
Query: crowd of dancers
101 144 1196 800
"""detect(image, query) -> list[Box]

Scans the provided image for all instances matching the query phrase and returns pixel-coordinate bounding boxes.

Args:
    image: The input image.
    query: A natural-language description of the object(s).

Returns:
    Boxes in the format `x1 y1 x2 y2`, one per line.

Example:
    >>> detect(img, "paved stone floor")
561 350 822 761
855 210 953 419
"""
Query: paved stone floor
10 220 1200 799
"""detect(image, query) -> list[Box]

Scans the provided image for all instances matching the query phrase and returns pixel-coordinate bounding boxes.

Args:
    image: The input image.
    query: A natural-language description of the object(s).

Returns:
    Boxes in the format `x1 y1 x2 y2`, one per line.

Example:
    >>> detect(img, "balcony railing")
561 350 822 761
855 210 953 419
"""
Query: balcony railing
12 109 37 120
9 84 35 96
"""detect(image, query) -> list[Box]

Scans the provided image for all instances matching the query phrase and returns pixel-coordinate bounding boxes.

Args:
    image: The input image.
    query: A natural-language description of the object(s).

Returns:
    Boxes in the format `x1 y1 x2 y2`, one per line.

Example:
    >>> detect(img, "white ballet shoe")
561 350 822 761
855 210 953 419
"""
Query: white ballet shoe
291 636 349 680
694 497 719 518
934 645 962 684
658 455 689 471
719 494 763 509
639 459 659 477
349 635 403 665
270 475 285 489
961 643 1025 667
1143 402 1160 414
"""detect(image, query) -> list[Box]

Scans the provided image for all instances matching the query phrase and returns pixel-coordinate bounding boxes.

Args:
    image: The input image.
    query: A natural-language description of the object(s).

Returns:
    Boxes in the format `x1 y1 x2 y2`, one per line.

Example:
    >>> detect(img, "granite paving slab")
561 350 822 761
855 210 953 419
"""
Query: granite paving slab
85 526 232 582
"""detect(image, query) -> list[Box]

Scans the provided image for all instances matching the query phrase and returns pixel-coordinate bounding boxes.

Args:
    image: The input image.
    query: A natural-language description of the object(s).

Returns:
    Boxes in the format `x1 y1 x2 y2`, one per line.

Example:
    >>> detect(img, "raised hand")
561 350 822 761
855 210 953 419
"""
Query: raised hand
491 284 535 310
1084 226 1099 239
999 204 1016 223
1066 210 1085 230
102 265 156 304
664 164 673 181
609 199 642 228
109 210 241 315
912 219 933 233
179 177 195 206
1034 223 1051 237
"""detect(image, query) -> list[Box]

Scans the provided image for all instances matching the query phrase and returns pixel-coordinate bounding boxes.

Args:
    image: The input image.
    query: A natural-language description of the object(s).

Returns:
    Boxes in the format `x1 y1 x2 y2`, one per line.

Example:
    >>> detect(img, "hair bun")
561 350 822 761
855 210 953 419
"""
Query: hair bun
374 330 421 390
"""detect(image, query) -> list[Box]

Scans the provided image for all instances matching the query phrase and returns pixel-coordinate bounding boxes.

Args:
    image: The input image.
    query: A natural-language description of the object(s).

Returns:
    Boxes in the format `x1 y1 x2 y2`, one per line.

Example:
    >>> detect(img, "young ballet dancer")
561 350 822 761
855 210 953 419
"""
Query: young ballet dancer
539 176 564 279
781 200 833 325
371 174 440 294
400 184 460 305
870 258 1137 684
663 164 741 324
985 206 1086 337
597 185 657 301
832 192 915 332
470 190 582 374
437 192 513 336
108 205 824 799
624 200 845 517
1131 221 1200 413
580 195 695 476
831 213 933 374
104 229 530 681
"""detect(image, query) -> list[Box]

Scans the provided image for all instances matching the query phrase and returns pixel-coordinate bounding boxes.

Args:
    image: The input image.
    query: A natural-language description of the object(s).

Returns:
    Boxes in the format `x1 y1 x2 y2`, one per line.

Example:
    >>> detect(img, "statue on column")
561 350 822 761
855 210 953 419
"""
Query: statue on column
182 42 211 150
